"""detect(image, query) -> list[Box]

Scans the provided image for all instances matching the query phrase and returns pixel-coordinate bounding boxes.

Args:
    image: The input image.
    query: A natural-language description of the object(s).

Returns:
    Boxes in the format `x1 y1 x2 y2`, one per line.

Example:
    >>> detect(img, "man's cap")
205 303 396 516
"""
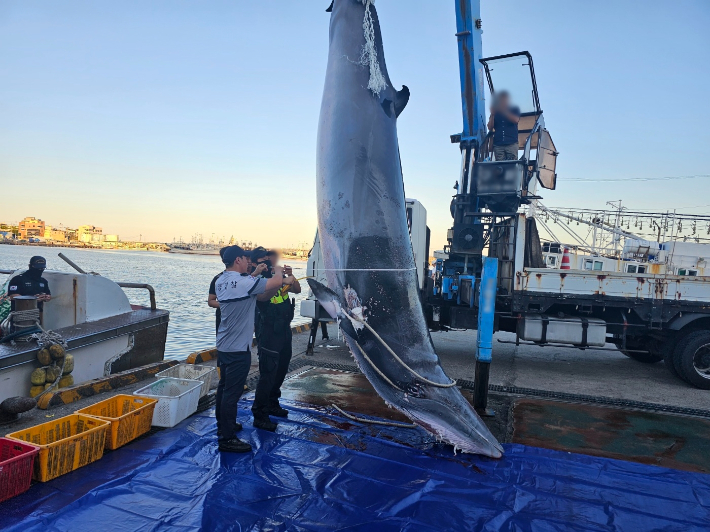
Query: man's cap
222 245 250 265
29 256 47 269
219 246 229 259
250 246 270 263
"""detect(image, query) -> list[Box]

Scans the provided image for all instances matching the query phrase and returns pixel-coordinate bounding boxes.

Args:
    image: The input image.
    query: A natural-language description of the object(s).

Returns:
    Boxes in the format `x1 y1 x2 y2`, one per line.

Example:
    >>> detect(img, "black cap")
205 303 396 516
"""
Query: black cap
250 246 269 263
219 246 229 259
222 245 250 265
29 256 46 269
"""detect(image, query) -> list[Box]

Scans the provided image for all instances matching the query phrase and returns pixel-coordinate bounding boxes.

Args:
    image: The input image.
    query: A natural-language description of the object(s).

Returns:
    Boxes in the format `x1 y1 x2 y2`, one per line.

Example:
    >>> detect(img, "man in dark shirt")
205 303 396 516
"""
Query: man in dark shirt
487 90 520 161
7 256 52 315
208 247 229 335
251 248 301 431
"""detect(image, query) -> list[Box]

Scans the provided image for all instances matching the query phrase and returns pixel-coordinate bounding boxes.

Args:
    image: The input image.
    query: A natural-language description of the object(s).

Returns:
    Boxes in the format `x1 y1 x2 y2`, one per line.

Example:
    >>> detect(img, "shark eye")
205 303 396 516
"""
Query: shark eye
405 382 425 398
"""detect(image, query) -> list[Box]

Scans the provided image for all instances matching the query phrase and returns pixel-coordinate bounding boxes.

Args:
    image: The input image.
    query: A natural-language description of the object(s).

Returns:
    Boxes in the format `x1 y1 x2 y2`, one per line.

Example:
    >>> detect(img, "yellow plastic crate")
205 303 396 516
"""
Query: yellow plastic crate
6 414 109 482
75 395 158 450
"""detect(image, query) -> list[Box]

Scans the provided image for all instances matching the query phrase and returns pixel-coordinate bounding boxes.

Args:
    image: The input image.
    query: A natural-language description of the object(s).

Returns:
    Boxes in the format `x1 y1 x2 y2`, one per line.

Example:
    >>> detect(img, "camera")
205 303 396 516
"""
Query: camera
260 259 273 278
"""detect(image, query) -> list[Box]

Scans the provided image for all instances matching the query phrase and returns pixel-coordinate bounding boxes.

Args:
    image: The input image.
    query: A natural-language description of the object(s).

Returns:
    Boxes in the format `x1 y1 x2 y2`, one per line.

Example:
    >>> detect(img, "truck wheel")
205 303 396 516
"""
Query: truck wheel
675 330 710 390
663 342 682 378
617 337 663 364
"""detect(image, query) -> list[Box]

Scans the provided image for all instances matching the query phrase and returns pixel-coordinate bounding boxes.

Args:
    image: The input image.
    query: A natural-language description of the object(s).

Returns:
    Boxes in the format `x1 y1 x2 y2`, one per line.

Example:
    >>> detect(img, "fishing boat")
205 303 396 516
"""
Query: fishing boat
168 243 222 255
0 258 169 406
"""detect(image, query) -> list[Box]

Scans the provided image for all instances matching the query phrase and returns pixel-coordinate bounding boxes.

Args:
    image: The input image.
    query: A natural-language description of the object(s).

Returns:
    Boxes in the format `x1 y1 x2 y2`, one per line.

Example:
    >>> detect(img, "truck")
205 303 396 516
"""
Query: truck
301 0 710 391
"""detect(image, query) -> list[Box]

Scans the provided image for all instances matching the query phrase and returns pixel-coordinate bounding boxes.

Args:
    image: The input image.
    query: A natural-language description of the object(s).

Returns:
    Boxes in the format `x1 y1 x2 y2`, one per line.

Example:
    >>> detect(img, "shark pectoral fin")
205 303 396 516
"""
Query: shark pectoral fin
394 85 410 117
326 1 334 12
306 278 360 339
306 278 343 320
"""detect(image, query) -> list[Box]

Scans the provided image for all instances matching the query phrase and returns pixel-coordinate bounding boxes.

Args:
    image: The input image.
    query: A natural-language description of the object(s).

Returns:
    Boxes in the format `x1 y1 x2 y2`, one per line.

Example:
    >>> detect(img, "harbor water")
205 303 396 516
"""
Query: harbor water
0 245 311 360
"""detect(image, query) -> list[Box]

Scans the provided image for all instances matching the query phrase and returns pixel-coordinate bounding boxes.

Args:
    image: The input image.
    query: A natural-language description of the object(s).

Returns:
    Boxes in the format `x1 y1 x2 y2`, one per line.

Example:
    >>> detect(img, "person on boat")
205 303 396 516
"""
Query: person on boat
487 90 520 161
214 245 291 453
250 247 301 431
207 247 230 335
7 256 51 318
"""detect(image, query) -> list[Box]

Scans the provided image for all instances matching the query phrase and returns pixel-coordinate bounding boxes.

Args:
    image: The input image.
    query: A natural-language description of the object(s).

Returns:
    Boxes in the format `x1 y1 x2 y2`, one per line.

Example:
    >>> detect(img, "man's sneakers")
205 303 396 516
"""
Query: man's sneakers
218 438 252 453
268 405 289 418
253 417 278 432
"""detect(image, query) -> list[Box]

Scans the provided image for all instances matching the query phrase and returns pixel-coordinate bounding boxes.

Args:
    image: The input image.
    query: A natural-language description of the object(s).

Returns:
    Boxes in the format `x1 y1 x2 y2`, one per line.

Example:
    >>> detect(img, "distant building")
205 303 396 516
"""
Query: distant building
18 217 45 239
104 235 119 242
45 225 68 242
78 225 103 243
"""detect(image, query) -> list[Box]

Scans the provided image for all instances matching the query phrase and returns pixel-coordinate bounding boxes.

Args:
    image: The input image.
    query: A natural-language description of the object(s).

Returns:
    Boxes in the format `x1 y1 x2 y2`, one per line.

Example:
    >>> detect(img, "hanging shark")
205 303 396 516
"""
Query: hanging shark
310 0 503 458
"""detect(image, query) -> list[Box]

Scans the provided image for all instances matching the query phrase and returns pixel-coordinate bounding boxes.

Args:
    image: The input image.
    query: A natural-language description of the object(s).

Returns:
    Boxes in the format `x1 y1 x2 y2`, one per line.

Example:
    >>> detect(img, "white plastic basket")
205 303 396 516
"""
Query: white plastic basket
133 378 202 428
156 364 216 398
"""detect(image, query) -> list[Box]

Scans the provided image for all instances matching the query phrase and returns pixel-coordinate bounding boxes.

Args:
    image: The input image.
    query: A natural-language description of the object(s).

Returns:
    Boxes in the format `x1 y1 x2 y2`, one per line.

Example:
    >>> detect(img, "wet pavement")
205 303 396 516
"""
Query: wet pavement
6 326 710 474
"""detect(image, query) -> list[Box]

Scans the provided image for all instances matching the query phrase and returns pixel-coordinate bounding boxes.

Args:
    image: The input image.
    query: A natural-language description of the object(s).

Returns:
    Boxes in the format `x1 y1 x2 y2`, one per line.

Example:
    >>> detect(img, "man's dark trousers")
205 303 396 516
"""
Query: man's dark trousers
215 350 251 442
252 328 292 418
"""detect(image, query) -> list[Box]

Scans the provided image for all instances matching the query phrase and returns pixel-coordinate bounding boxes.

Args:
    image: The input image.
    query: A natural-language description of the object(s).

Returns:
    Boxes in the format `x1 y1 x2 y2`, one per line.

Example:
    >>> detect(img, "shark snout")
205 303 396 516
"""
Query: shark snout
401 386 504 459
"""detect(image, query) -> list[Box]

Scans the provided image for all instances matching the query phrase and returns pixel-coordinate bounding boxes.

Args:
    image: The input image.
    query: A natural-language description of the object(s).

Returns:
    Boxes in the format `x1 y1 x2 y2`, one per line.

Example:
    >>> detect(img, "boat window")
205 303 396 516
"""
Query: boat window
638 265 646 273
678 268 698 276
547 256 557 266
550 243 561 254
542 242 550 252
584 260 604 271
626 264 638 274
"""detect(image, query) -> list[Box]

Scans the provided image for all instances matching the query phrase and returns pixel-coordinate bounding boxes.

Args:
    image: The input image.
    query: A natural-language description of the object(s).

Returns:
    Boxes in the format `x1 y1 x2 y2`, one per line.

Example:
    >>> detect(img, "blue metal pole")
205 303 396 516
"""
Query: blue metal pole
454 0 486 147
474 256 497 413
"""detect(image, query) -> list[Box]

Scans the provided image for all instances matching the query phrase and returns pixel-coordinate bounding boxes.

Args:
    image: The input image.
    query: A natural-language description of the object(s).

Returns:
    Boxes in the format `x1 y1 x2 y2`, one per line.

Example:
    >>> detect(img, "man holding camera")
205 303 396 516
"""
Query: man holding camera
250 247 301 431
214 245 291 453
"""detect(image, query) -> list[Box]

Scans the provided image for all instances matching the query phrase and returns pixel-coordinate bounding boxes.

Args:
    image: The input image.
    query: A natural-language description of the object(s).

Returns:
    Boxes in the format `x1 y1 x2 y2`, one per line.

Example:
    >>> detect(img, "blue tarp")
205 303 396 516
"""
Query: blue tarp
2 397 709 531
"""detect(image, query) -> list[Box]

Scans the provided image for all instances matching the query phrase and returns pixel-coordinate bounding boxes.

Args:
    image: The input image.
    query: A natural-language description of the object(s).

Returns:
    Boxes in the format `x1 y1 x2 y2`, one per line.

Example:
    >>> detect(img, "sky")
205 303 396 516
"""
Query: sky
0 0 708 249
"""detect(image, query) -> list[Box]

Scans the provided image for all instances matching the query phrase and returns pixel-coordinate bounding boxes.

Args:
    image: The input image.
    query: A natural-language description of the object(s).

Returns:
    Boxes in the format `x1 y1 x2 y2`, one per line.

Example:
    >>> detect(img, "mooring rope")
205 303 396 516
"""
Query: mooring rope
351 337 401 390
345 313 457 388
331 403 417 429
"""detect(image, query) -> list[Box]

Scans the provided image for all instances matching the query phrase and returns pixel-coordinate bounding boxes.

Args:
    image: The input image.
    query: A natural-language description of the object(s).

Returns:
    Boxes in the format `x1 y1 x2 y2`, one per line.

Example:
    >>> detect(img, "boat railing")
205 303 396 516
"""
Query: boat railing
117 283 157 311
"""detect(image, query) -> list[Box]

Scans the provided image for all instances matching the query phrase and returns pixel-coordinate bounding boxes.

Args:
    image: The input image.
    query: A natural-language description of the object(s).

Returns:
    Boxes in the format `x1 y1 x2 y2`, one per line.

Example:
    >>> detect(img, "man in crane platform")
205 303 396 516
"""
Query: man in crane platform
487 90 520 161
250 247 301 432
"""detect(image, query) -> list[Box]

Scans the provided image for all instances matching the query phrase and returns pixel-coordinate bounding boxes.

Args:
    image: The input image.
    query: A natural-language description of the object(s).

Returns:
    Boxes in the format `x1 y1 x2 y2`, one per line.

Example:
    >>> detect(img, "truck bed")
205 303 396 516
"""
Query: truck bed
516 268 710 303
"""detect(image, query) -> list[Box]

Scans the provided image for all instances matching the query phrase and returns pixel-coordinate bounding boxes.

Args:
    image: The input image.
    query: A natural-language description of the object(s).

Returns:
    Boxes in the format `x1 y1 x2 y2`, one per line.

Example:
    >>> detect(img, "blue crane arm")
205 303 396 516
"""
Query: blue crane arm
454 0 487 148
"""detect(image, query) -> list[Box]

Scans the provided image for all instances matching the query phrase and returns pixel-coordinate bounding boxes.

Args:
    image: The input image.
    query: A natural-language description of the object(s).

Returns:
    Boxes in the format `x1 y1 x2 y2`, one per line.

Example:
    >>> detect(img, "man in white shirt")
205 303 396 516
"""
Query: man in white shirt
214 245 293 453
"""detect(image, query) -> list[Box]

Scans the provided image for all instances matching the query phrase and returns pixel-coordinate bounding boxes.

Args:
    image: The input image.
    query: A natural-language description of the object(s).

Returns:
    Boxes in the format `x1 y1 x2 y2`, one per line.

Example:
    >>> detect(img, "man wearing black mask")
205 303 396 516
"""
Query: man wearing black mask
7 256 52 321
251 248 300 431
